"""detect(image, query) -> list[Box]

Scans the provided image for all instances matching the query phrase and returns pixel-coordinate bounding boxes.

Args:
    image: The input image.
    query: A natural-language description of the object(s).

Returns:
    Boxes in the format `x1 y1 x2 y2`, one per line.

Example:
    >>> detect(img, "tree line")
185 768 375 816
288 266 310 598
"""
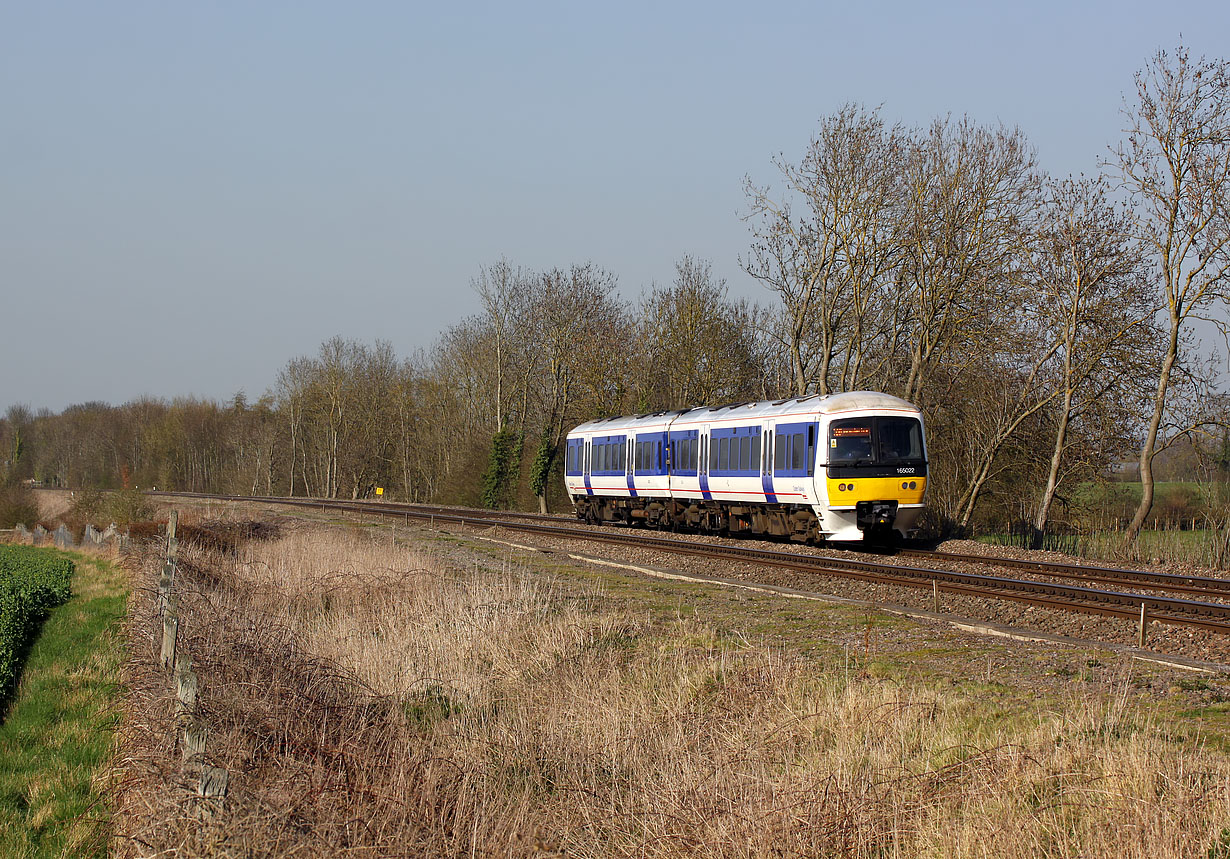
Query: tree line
3 45 1229 546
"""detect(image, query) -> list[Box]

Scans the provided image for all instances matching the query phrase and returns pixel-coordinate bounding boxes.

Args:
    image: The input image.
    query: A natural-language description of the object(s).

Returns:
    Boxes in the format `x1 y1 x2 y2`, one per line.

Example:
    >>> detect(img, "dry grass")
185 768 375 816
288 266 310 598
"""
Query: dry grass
113 521 1230 858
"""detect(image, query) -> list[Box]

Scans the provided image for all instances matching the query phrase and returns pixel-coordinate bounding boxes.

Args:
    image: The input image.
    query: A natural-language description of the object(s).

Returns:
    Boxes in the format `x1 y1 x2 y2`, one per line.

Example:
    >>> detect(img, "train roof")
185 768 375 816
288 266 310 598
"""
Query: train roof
569 391 920 435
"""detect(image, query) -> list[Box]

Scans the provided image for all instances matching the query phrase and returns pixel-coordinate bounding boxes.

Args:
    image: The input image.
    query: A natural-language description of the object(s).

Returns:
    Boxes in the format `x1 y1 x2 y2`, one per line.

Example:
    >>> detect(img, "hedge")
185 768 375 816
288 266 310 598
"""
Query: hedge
0 545 73 704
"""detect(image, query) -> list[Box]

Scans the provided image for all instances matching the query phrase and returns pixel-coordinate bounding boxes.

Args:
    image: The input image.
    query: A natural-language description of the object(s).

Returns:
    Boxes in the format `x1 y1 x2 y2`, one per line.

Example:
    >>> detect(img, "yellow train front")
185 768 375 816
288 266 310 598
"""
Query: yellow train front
814 392 927 542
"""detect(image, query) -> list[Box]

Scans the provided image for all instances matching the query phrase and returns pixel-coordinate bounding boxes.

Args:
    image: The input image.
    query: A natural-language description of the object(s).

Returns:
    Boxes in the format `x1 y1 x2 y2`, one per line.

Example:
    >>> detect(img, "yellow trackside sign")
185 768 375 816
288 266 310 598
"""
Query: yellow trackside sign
375 487 384 496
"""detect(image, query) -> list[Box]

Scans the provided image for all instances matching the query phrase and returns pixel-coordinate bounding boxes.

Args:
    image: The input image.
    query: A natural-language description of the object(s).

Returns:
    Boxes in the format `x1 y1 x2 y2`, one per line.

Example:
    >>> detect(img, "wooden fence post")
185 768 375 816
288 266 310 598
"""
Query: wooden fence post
200 767 229 801
175 654 198 714
184 720 207 765
161 613 178 670
167 510 179 561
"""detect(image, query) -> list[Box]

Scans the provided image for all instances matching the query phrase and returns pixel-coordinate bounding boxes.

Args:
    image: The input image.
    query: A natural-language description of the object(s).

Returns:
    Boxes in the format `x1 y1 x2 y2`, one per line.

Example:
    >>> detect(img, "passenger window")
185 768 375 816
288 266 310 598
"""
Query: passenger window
791 433 805 470
775 434 787 471
751 435 761 472
739 437 750 471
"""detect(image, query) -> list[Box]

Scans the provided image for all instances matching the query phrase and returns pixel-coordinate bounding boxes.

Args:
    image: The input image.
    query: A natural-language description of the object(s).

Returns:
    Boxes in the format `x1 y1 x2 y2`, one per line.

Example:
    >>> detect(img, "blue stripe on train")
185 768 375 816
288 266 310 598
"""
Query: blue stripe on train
761 469 777 504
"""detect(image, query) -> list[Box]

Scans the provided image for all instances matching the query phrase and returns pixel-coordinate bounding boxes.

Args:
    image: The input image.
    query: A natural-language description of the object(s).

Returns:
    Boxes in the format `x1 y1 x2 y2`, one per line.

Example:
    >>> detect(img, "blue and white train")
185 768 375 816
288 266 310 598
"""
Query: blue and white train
563 391 927 543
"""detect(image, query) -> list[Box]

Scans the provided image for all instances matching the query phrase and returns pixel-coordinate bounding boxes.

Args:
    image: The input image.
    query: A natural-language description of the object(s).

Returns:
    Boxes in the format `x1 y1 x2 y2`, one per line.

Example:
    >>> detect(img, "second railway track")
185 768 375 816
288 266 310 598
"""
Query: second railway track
155 492 1230 638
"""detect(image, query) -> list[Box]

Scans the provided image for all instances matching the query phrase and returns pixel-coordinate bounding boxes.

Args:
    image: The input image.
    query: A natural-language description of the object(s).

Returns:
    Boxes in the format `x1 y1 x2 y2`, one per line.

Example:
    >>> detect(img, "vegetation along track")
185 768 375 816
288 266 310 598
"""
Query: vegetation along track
153 492 1230 638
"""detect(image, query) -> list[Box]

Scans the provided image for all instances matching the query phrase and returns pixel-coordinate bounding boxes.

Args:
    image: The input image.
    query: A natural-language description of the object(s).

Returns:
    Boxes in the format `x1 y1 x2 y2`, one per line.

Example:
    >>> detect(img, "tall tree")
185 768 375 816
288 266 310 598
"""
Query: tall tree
472 259 533 433
1115 45 1230 545
1029 177 1155 541
897 117 1041 404
742 106 908 396
640 256 762 409
527 263 621 513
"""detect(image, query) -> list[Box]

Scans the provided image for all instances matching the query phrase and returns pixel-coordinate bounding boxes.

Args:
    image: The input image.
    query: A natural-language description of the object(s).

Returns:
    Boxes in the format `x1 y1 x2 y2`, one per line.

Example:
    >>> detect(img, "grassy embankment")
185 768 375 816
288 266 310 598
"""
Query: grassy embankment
0 550 127 859
116 517 1230 858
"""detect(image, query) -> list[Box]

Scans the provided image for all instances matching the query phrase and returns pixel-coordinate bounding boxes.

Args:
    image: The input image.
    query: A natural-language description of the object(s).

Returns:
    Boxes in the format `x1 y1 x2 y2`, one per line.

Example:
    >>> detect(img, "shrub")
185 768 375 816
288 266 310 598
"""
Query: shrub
0 546 73 705
69 488 154 529
0 484 39 529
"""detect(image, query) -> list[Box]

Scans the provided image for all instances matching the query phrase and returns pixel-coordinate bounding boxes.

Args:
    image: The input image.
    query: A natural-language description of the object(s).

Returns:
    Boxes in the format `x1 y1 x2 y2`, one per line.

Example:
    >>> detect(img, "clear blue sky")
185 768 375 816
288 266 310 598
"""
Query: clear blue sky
3 1 1226 412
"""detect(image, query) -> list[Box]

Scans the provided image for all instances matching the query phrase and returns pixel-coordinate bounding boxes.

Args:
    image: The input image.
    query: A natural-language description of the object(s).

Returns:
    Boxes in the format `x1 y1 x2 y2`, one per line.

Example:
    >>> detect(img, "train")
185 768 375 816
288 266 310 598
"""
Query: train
563 391 927 543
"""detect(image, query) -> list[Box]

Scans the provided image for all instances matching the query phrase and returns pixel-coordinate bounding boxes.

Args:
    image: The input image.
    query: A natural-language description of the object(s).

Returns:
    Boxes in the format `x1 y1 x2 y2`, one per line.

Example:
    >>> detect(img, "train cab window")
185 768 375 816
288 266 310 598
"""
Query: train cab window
878 417 923 463
830 422 873 464
827 417 923 469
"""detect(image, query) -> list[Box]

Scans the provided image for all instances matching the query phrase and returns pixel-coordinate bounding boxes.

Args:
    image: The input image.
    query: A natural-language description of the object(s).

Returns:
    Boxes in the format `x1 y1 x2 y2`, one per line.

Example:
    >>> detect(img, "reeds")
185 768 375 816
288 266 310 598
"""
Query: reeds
114 521 1230 857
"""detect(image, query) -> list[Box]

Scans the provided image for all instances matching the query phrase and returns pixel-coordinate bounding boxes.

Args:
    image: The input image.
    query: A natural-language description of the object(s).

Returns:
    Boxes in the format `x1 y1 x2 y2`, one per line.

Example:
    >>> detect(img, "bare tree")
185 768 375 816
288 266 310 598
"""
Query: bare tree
1029 177 1155 541
1 404 33 484
527 263 621 513
640 257 763 409
897 117 1041 404
472 259 533 433
1115 45 1230 545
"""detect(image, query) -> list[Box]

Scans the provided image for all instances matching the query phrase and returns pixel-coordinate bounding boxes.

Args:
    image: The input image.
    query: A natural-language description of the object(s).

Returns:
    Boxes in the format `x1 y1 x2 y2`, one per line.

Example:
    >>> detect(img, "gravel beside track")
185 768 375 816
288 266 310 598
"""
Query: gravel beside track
420 513 1230 666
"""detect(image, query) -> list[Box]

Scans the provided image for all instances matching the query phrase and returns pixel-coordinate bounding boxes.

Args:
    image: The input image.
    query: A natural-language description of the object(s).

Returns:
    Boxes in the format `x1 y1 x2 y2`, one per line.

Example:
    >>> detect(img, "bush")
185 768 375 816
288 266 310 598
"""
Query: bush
0 484 39 529
0 545 73 705
69 488 154 528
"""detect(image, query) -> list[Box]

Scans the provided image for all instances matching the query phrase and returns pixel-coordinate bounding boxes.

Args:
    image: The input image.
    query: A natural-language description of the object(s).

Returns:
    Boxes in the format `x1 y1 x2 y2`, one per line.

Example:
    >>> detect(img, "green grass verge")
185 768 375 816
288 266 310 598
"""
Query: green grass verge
0 552 127 858
0 546 74 705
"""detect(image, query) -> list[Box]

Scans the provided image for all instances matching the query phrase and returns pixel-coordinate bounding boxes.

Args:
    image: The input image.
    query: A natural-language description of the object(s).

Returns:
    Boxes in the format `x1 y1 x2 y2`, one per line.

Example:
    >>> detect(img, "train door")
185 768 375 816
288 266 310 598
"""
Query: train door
584 439 592 496
761 421 777 503
699 424 711 501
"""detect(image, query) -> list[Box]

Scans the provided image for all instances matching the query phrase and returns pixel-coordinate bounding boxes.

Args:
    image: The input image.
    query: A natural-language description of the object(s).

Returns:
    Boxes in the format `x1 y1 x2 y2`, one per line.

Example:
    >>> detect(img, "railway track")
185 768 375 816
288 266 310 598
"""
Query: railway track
153 492 1230 637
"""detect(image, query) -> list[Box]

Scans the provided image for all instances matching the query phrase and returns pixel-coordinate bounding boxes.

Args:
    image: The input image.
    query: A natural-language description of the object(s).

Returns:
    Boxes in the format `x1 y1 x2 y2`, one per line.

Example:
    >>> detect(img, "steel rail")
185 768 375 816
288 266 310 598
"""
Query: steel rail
153 491 1230 635
898 548 1230 599
301 496 1230 599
